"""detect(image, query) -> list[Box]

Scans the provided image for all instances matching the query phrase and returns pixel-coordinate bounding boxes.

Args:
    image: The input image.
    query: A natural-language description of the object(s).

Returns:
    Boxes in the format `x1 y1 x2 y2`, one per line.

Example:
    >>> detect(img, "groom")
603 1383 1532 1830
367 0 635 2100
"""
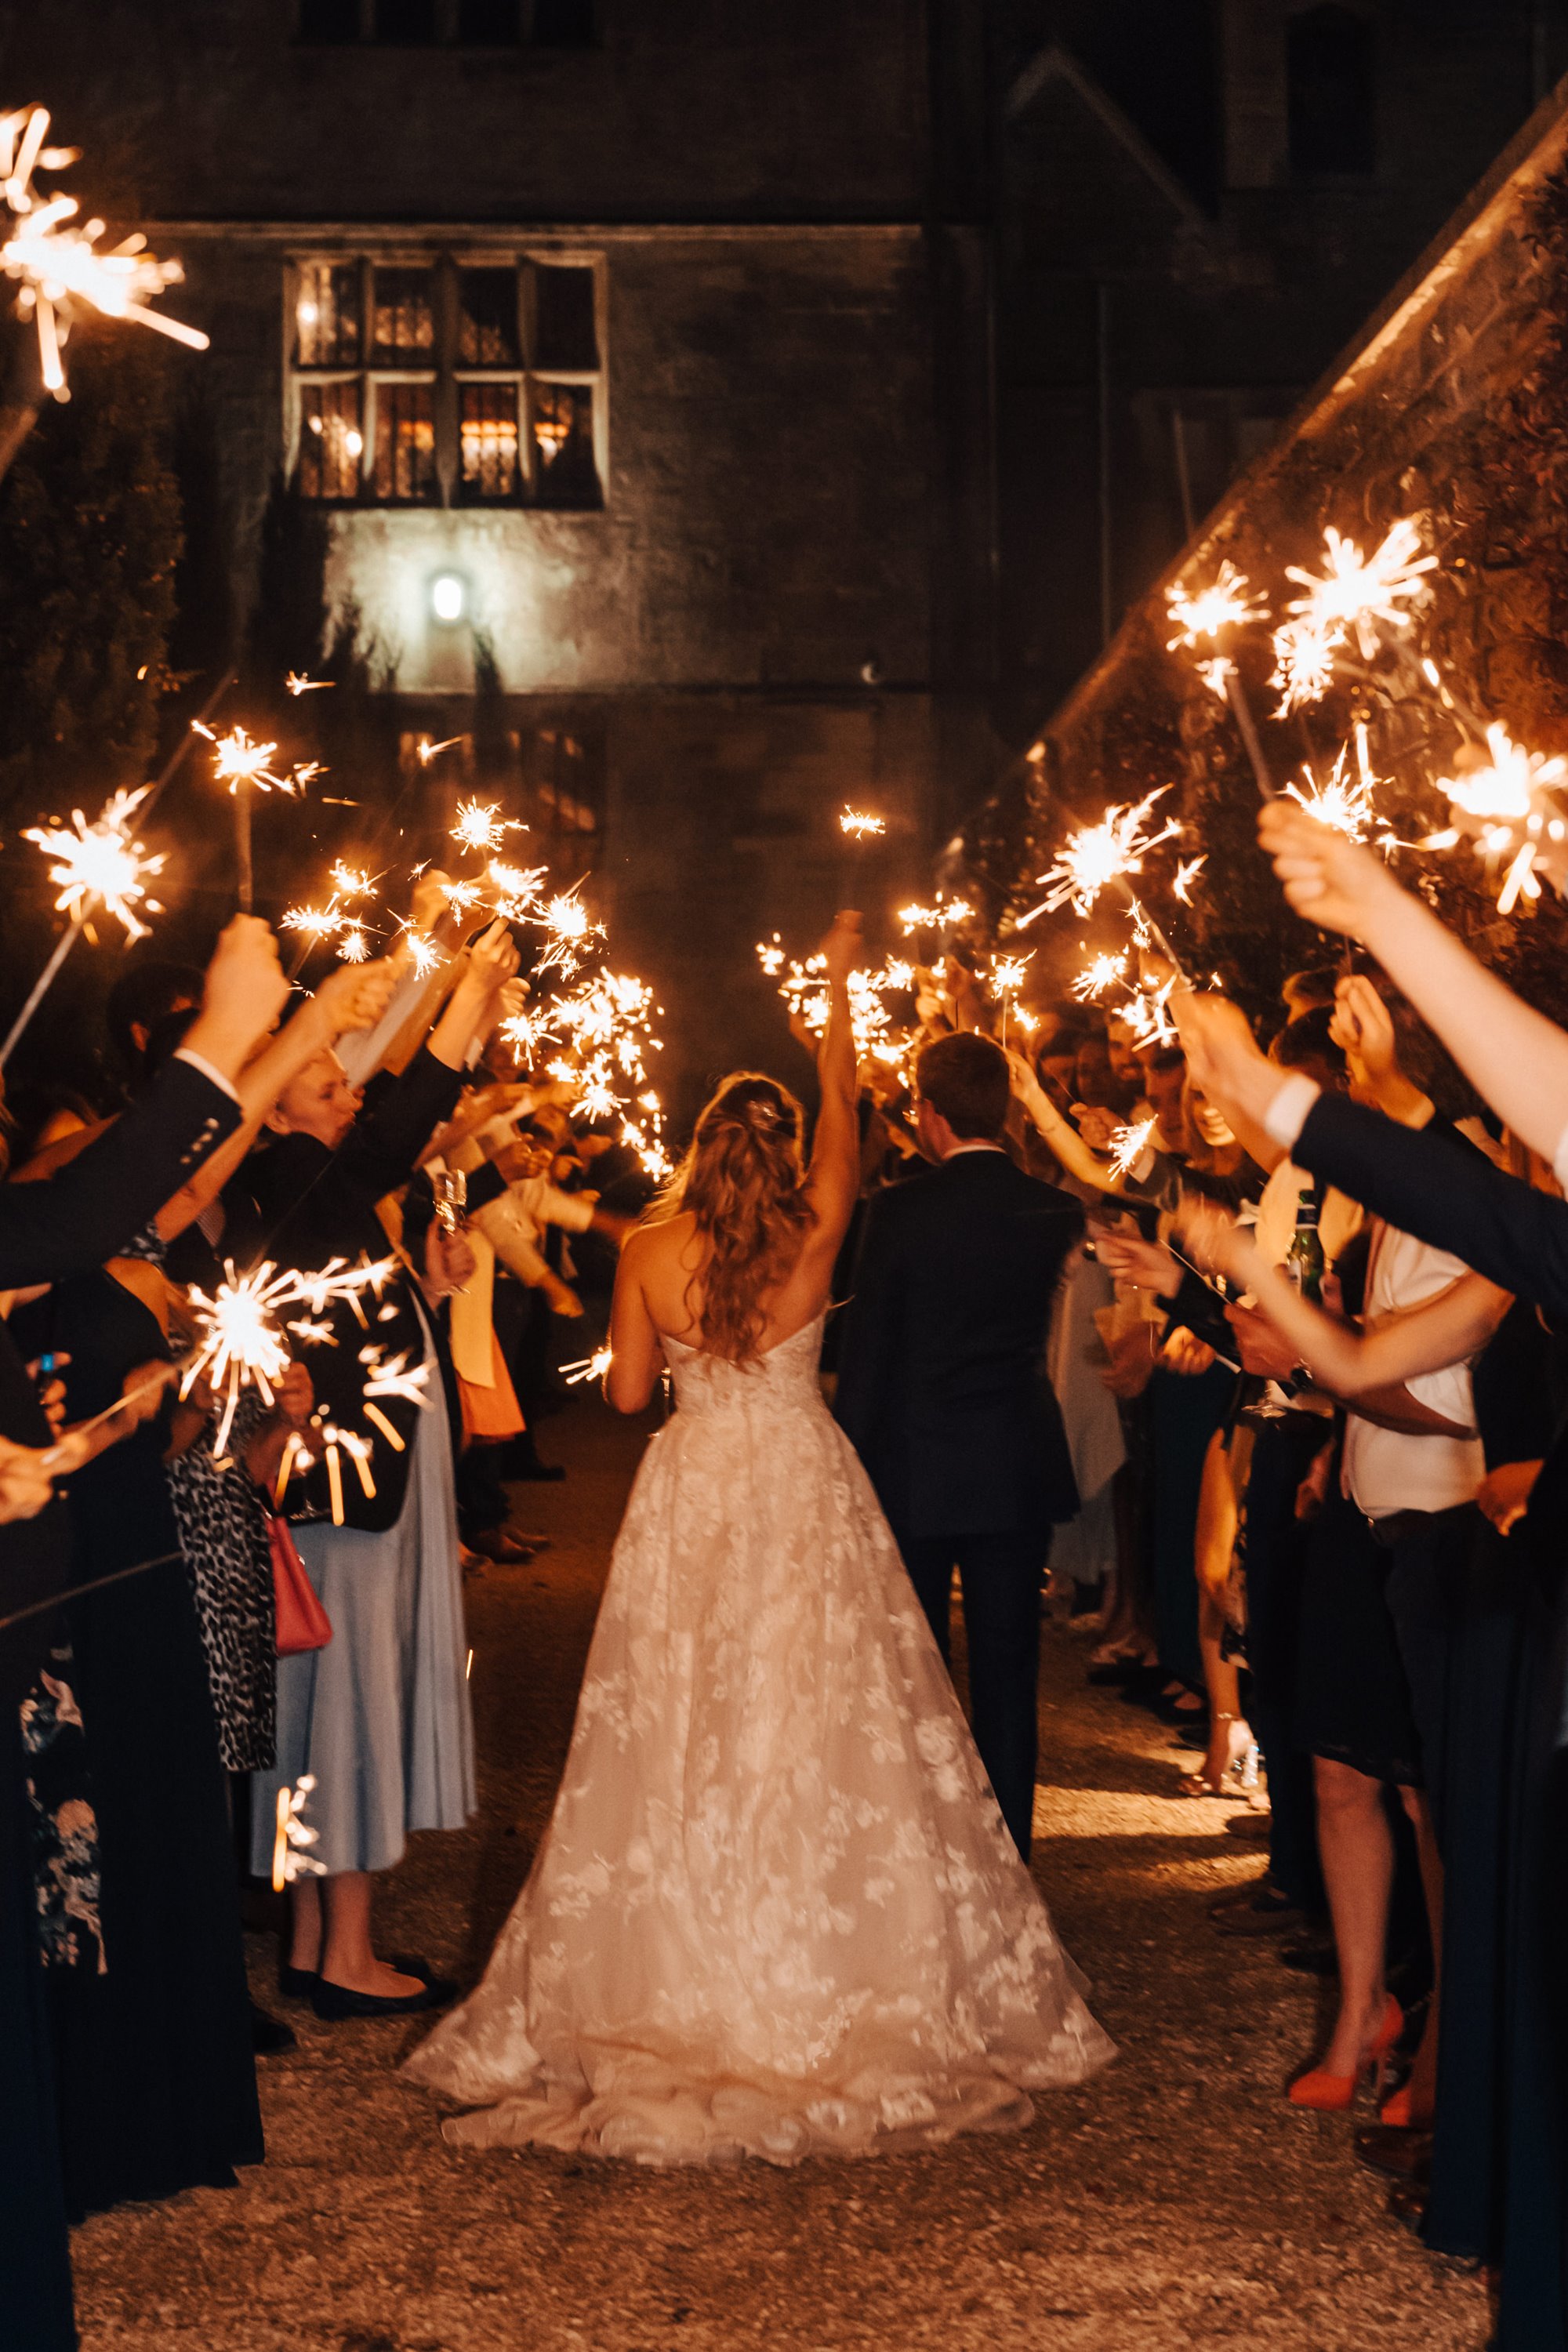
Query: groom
835 1031 1081 1858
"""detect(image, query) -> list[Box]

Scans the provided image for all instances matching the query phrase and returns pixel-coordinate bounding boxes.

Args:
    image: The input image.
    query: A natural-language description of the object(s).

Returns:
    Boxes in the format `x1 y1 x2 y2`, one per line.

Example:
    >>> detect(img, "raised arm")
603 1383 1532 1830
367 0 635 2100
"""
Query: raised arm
1258 800 1568 1169
801 910 864 1255
1178 1196 1508 1396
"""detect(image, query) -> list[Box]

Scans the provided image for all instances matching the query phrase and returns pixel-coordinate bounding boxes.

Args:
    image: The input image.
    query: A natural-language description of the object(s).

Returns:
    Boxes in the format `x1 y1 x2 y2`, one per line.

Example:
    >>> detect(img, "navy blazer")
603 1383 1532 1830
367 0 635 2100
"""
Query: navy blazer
834 1149 1083 1540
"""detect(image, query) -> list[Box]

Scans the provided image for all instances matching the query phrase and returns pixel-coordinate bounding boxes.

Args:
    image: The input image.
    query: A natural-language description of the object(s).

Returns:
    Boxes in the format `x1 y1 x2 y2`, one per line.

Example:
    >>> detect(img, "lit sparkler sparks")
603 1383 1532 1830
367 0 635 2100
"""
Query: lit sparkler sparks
488 859 547 917
403 929 444 980
989 952 1034 1001
1436 724 1568 823
358 1345 432 1410
338 925 368 964
1172 855 1207 905
897 895 975 935
22 784 165 942
1270 615 1345 714
451 799 521 855
1071 952 1128 1004
0 105 209 397
194 722 317 797
1281 744 1381 841
418 737 462 765
562 1347 613 1387
840 808 886 840
270 1775 325 1893
281 897 343 941
182 1256 394 1454
328 860 374 898
757 938 916 1068
285 672 333 695
1283 517 1437 661
1164 560 1269 651
1105 1115 1158 1183
1020 790 1182 924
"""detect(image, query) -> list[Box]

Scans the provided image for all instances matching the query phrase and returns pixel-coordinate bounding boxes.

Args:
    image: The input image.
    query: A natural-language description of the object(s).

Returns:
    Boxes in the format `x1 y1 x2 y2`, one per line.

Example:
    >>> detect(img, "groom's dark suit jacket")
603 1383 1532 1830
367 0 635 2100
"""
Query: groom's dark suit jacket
833 1148 1083 1541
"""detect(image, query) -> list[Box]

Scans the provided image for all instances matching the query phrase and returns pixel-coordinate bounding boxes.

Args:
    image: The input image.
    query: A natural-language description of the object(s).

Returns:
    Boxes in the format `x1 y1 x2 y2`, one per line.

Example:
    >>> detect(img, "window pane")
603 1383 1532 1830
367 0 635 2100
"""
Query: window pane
373 0 437 38
459 0 520 38
459 383 521 500
298 381 364 500
533 384 601 509
372 383 437 501
531 0 595 46
295 262 361 367
533 265 597 371
298 0 361 40
458 269 521 365
371 267 436 361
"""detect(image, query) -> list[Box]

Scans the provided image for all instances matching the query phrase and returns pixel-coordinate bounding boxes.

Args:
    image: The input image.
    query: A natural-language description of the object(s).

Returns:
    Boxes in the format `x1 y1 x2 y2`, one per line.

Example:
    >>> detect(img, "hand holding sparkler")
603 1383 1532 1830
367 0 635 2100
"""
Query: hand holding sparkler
180 915 292 1084
1256 801 1400 938
820 908 865 987
0 1432 64 1523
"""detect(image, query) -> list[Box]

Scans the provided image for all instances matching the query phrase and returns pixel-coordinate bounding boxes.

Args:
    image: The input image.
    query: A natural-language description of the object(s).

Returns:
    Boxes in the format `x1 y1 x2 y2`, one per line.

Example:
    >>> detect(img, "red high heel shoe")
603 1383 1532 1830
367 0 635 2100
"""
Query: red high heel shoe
1377 2083 1434 2130
1287 1992 1403 2112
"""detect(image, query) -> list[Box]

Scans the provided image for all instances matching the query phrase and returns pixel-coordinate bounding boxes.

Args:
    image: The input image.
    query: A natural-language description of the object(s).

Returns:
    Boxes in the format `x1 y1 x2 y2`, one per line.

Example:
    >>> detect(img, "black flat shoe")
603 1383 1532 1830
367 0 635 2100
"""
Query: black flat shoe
312 1970 459 2020
278 1961 320 2001
251 2000 297 2055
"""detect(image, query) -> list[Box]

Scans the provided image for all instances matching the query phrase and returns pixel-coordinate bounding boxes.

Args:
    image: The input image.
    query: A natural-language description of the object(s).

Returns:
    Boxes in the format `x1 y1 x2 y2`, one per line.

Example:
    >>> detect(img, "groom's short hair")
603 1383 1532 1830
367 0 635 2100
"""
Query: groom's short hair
916 1032 1011 1141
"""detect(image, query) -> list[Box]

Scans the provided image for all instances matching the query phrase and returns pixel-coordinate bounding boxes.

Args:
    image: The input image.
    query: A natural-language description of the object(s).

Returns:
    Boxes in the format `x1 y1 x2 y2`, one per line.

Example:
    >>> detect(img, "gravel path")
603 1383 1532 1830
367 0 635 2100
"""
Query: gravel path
72 1400 1491 2352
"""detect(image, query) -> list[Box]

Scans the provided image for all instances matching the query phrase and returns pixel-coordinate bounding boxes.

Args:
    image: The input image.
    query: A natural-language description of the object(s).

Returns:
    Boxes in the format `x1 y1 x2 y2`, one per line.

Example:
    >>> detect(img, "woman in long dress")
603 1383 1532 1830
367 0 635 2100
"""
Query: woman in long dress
406 913 1114 2165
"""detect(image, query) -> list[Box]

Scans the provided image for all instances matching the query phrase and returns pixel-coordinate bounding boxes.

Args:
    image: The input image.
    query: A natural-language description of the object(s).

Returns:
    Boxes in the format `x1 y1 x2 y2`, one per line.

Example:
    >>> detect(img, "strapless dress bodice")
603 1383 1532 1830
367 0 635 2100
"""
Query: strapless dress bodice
659 1312 827 1421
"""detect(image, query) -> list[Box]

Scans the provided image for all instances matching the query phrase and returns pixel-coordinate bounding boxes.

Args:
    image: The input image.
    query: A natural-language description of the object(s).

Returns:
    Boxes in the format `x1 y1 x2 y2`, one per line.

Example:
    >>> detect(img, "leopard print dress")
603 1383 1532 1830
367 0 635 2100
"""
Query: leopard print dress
166 1391 276 1773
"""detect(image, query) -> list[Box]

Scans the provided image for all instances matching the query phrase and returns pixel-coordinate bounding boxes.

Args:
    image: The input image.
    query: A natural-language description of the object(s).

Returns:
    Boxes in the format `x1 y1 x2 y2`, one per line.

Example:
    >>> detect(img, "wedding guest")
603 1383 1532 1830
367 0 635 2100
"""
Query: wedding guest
835 1031 1081 1857
245 922 518 2020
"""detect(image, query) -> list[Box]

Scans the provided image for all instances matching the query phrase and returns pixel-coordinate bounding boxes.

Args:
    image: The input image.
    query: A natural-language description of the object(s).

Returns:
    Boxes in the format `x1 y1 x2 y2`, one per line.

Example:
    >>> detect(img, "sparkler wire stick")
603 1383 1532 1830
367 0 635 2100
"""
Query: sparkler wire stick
0 1549 184 1639
0 913 84 1069
1221 669 1277 802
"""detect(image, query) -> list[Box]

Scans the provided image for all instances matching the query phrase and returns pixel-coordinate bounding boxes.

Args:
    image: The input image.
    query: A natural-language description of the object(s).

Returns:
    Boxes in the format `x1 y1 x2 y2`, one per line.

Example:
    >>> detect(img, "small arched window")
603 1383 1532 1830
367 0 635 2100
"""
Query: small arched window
1288 5 1377 176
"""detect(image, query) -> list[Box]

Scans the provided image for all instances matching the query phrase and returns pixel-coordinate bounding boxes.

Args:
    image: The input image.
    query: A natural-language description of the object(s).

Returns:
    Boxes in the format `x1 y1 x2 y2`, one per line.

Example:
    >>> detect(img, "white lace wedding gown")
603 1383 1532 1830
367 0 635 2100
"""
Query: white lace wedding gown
405 1312 1113 2165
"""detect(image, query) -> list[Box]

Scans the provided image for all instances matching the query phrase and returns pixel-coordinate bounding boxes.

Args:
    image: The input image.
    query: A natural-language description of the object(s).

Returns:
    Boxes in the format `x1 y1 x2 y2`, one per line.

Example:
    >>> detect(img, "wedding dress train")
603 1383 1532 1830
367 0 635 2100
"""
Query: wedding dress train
405 1313 1113 2165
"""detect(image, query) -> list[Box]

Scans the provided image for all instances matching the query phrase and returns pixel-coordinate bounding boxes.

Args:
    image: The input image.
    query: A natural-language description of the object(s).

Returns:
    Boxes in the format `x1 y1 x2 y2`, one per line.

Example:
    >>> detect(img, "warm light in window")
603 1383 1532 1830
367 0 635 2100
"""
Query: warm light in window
298 298 318 327
308 415 324 434
430 572 466 623
345 428 363 457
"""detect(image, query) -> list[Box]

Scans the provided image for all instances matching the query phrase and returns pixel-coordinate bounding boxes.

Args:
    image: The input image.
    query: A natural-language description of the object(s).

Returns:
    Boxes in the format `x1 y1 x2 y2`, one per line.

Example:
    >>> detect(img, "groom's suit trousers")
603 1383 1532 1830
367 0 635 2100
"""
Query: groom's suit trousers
897 1530 1048 1862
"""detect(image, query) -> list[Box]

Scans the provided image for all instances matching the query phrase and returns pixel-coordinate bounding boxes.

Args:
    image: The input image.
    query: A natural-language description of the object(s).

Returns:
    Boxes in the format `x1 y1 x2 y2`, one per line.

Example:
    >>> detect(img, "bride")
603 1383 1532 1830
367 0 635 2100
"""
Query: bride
405 912 1113 2165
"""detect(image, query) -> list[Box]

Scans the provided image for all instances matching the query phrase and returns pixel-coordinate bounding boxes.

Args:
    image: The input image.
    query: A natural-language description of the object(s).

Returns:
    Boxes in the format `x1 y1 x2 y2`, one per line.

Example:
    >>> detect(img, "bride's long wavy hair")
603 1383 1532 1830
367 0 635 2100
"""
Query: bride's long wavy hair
649 1071 813 1363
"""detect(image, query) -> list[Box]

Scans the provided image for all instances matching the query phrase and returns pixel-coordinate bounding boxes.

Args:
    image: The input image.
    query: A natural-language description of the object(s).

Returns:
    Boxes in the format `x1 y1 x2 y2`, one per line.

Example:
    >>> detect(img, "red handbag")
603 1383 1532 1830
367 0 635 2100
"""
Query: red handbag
267 1512 332 1656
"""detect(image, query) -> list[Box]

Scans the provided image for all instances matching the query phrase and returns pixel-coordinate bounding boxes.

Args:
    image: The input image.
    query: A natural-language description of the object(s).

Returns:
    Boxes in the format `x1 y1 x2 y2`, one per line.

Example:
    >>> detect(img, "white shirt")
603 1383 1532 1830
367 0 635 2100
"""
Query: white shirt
1341 1221 1484 1517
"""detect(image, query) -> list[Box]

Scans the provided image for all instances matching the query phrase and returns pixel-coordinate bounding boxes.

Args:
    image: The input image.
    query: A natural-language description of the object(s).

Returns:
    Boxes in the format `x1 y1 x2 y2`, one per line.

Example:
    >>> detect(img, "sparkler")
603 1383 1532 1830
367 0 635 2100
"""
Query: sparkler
1164 561 1269 652
281 897 344 942
0 105 209 399
1281 744 1382 841
1165 561 1278 797
1283 517 1436 662
1020 792 1182 924
285 673 333 695
3 786 167 1069
451 799 521 855
898 895 975 936
182 1256 394 1455
1105 1115 1158 1184
328 860 374 899
1172 856 1207 905
418 737 462 765
562 1347 613 1387
270 1775 326 1893
194 722 316 798
840 808 886 840
1071 952 1128 1004
338 925 369 964
404 929 445 981
757 939 917 1069
21 783 164 941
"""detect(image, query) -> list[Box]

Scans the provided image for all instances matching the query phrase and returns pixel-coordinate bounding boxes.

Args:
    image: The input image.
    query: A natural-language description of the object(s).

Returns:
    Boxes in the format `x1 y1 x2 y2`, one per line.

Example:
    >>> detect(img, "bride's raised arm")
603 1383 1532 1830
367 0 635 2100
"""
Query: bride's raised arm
803 909 864 1254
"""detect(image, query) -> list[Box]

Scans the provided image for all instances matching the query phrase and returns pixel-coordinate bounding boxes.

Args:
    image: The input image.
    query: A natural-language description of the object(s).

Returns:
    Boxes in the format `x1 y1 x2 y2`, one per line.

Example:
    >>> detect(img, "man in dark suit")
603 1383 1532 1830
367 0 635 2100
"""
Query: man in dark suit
835 1031 1083 1857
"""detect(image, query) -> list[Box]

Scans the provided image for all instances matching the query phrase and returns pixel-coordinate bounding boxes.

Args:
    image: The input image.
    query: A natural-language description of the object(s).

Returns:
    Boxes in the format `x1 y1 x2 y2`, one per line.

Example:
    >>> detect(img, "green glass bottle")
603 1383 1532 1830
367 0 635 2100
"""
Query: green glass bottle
1283 1188 1325 1303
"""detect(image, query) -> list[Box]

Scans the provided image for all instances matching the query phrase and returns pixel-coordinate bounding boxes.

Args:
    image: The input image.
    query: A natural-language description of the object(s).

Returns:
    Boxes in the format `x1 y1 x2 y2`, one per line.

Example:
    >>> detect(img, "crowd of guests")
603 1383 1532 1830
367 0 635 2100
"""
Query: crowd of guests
3 806 1566 2349
0 877 647 2352
856 810 1559 2351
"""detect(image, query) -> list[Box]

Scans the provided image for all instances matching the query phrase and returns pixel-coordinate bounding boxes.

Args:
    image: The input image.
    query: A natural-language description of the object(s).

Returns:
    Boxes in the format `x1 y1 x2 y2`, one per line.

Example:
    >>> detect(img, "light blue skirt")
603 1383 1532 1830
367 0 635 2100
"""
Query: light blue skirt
252 1362 476 1878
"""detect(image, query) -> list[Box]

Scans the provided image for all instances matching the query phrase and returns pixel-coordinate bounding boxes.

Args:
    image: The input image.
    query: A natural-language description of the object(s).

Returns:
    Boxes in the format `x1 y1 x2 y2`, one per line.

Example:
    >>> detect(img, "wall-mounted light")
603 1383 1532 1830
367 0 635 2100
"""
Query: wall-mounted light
430 572 466 625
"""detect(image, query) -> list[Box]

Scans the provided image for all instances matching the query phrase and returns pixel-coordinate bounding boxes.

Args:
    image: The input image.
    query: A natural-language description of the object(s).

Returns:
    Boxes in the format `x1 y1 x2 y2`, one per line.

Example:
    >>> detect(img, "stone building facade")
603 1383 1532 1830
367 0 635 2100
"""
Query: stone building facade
0 1 1561 1095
